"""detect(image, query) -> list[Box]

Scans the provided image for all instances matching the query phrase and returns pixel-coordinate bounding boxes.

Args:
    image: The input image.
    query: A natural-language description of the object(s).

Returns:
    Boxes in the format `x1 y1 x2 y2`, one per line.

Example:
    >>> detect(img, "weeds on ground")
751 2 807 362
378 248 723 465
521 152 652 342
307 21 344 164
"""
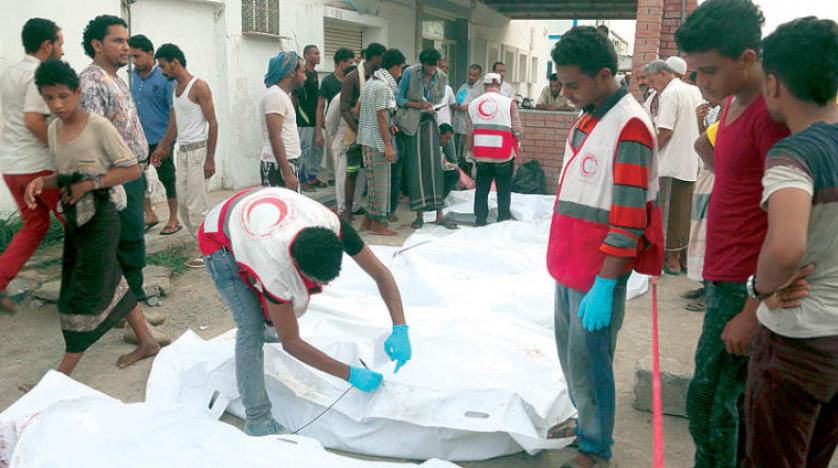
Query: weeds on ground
0 213 64 253
146 245 192 277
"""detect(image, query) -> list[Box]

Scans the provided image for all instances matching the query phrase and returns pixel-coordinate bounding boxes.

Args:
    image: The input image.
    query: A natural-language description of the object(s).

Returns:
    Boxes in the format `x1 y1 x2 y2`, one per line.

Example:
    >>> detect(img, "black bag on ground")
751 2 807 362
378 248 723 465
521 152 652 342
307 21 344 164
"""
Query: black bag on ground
511 160 547 194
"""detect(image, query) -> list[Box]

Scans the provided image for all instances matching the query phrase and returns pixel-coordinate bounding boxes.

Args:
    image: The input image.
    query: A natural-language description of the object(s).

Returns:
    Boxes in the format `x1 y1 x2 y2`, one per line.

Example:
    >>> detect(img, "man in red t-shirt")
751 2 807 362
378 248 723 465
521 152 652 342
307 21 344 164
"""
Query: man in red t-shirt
675 1 799 466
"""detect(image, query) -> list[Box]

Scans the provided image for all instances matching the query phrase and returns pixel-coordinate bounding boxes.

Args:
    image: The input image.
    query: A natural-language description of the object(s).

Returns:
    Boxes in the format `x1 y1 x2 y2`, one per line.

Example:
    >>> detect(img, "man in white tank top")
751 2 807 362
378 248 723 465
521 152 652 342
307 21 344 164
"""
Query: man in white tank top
155 43 218 268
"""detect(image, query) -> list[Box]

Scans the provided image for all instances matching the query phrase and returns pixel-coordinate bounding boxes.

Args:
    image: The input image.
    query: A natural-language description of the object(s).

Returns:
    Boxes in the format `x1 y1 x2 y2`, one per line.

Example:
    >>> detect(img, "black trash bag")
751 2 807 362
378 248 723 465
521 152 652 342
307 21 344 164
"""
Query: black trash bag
511 160 547 194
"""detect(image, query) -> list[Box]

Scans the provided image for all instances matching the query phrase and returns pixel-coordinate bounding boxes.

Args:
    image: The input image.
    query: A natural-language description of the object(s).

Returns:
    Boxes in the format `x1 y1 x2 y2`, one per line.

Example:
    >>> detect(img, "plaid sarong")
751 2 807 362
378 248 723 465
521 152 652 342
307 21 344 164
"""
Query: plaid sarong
362 146 392 220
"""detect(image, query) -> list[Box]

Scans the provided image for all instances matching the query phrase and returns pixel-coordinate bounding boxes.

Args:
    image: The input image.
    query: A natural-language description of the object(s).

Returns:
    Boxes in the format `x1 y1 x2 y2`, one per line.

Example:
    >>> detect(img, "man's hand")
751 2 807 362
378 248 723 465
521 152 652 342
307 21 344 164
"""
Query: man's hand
150 146 169 167
24 177 45 209
204 159 215 179
696 103 711 122
578 276 617 332
283 168 299 191
764 263 815 309
383 325 411 373
384 144 397 163
315 129 324 148
420 101 434 111
66 180 93 205
721 308 759 356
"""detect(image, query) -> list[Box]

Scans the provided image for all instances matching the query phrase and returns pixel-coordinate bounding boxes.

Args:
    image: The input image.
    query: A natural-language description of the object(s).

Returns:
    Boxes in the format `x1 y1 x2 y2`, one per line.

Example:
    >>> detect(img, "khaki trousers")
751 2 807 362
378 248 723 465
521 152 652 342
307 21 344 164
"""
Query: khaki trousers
176 144 209 238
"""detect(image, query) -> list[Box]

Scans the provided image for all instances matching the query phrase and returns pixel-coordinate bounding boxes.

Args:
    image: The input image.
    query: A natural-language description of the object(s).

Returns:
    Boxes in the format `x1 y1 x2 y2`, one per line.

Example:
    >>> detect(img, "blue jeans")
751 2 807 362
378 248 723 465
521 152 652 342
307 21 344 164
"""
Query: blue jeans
205 248 274 427
554 276 628 460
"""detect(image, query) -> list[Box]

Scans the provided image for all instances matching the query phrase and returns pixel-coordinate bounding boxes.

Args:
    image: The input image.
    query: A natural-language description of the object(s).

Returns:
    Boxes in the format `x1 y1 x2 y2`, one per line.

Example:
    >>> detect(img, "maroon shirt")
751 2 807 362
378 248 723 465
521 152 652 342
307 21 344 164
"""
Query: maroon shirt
703 95 789 283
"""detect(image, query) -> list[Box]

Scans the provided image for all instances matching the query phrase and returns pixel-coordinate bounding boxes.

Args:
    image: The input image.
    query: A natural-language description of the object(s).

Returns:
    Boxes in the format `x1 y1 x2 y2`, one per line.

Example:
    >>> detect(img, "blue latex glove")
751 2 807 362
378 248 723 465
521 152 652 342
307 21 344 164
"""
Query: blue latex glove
348 366 383 392
578 276 617 332
384 325 412 373
456 88 468 105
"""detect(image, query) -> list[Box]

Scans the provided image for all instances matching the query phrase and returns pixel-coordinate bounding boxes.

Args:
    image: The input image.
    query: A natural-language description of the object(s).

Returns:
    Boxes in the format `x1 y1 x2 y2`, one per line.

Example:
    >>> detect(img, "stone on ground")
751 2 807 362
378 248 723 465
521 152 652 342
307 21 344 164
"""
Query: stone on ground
33 280 61 303
633 356 693 417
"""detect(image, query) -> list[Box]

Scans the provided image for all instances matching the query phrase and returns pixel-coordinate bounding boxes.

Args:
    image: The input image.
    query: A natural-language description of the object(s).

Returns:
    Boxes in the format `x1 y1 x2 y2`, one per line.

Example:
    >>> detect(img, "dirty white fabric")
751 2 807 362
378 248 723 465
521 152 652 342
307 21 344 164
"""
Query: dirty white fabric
0 371 456 468
145 191 650 461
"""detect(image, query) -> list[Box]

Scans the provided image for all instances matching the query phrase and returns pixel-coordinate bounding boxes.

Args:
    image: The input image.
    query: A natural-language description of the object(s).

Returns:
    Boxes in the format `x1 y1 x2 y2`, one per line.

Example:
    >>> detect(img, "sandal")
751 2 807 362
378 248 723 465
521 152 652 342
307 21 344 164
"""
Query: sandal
440 218 458 230
144 221 159 232
411 218 424 229
680 287 704 300
664 266 684 276
685 298 707 312
548 418 577 440
160 224 183 236
560 453 612 468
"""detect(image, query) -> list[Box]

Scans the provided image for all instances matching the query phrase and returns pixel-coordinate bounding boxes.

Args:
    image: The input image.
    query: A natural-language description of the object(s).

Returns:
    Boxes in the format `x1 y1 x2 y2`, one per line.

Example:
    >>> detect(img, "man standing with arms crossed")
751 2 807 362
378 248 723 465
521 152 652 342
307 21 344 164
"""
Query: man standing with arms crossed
128 34 181 237
154 43 219 269
547 26 663 467
293 45 324 191
0 18 64 313
453 64 483 176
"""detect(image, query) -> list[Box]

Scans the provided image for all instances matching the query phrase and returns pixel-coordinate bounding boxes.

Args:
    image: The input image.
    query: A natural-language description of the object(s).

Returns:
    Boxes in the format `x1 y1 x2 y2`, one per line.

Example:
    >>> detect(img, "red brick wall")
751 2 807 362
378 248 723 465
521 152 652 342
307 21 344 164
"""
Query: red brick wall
518 110 576 193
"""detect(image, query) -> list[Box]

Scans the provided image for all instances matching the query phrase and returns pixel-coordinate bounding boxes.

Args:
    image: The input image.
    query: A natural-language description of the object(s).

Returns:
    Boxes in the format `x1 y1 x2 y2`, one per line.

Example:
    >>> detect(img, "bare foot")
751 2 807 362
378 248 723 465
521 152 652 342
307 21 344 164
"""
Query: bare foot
369 226 398 236
116 343 161 369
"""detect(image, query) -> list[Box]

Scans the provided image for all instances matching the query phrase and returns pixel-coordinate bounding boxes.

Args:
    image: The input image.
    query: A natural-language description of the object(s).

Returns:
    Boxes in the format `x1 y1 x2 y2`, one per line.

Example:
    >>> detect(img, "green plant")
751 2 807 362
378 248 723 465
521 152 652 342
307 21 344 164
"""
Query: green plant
0 213 64 253
146 245 192 277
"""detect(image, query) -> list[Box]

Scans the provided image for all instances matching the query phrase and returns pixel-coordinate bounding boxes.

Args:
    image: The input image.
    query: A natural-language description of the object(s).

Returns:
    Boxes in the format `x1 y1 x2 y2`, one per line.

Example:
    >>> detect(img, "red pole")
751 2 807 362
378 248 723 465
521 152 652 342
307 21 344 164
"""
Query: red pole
651 277 666 467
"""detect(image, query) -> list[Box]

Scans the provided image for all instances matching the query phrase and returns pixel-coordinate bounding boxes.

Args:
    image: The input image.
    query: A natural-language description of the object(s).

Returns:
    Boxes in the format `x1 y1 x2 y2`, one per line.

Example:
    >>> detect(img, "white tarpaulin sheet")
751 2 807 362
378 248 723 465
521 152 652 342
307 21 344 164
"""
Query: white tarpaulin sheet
145 192 650 461
0 371 457 468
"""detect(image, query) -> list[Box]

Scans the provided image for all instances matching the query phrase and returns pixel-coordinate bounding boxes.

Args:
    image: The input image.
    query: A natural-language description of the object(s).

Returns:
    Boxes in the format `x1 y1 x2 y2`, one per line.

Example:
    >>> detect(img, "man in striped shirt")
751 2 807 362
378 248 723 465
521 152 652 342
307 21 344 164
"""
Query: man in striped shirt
547 27 663 468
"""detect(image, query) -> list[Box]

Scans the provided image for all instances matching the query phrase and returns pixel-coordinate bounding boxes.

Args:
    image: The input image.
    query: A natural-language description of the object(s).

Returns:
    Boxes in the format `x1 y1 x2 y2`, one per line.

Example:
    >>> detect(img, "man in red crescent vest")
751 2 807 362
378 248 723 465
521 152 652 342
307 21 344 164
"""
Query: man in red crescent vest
547 27 663 468
465 72 522 226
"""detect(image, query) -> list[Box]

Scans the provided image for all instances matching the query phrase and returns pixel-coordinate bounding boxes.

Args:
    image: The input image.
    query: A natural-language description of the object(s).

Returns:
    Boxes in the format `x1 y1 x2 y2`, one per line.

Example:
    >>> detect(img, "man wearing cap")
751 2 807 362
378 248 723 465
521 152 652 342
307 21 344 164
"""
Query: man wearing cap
464 72 522 226
646 57 704 275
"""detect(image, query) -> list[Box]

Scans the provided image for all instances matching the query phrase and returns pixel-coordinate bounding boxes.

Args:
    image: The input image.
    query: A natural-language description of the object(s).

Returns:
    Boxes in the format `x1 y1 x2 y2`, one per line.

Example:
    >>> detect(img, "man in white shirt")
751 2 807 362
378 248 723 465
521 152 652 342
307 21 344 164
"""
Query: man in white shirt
0 18 64 313
258 51 307 193
492 62 514 98
646 58 704 274
154 43 218 269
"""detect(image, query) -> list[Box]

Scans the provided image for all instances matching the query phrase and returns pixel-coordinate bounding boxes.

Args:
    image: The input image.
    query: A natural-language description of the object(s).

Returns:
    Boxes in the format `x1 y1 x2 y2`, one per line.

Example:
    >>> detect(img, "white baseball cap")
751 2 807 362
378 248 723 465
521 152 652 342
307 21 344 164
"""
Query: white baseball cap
665 56 688 76
483 72 502 85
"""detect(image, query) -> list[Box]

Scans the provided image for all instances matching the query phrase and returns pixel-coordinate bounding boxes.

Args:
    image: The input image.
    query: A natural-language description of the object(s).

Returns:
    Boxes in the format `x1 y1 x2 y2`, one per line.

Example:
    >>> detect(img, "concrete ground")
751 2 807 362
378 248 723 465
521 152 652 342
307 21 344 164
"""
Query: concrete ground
1 190 835 467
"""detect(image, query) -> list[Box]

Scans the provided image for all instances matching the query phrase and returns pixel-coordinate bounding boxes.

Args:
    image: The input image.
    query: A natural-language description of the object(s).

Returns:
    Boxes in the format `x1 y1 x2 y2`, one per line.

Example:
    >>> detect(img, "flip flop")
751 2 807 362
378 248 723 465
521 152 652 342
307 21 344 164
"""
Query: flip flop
440 219 458 230
664 266 684 276
144 221 159 232
159 224 183 236
680 287 705 300
411 218 424 229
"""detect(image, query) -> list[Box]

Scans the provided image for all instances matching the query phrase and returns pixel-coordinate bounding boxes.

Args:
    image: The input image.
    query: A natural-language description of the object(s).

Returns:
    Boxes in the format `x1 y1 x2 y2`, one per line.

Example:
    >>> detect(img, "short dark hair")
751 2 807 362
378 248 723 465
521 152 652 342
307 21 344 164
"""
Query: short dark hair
597 24 610 36
334 47 355 65
419 48 442 66
128 34 154 53
549 73 559 82
34 59 79 92
688 71 698 83
469 64 483 74
675 0 764 59
763 17 838 106
155 43 187 68
291 227 344 283
439 123 454 135
492 61 504 72
303 44 318 56
21 18 60 54
382 48 406 70
364 43 386 61
551 26 618 77
82 15 127 58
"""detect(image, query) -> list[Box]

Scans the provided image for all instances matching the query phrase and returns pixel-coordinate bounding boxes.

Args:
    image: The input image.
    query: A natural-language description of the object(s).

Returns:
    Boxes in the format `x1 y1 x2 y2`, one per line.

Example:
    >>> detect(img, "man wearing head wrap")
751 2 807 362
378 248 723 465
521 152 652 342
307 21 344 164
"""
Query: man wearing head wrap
258 51 307 191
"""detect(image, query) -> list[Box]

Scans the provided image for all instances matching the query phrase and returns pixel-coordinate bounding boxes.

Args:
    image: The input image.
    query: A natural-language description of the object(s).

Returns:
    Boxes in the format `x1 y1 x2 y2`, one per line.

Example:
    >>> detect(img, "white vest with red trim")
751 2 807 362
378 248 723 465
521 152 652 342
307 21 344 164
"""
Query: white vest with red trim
547 93 663 292
203 188 340 317
468 91 516 162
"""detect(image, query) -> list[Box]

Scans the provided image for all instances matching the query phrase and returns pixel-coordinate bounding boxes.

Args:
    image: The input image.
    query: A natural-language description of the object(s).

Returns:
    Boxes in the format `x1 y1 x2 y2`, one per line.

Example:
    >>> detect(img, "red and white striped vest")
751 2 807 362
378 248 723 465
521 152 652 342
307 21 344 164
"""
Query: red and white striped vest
547 93 663 292
468 91 516 162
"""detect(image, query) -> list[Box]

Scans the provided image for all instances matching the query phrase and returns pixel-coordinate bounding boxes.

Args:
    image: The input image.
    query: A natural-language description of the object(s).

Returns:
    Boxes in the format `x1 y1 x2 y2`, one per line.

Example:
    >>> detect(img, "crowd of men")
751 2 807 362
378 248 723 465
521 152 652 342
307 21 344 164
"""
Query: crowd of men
1 1 837 467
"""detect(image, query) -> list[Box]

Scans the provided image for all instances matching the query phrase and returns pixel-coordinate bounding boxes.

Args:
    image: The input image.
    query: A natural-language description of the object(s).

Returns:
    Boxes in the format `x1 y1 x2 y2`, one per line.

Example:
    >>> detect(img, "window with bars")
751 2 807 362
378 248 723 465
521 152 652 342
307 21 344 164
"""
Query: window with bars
242 0 280 36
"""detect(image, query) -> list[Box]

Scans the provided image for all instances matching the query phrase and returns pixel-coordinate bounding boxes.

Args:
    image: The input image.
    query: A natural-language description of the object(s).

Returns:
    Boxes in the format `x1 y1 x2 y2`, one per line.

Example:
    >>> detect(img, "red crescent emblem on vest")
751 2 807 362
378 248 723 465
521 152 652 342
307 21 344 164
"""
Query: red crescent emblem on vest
477 98 497 119
581 154 598 177
241 195 293 239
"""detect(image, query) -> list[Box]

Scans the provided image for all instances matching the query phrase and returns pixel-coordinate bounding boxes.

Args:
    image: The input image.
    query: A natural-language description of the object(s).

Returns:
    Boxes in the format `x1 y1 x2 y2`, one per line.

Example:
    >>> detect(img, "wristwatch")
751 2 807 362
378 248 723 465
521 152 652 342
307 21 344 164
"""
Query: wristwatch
746 274 772 300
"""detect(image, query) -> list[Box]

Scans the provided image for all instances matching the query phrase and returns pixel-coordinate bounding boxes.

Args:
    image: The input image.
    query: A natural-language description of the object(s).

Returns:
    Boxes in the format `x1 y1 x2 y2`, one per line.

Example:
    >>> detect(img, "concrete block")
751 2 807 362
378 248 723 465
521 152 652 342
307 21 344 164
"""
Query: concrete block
632 356 693 417
33 280 61 303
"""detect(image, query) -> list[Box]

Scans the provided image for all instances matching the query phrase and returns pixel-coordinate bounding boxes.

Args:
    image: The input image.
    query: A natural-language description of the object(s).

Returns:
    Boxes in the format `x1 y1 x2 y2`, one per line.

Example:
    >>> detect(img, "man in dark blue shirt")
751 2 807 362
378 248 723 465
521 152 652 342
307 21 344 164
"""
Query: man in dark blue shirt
129 34 180 236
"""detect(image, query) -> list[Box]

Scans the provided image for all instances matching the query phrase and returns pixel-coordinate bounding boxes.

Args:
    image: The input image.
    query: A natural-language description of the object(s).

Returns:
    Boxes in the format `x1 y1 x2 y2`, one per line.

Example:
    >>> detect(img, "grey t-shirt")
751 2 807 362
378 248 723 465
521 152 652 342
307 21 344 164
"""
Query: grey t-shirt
757 122 838 338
